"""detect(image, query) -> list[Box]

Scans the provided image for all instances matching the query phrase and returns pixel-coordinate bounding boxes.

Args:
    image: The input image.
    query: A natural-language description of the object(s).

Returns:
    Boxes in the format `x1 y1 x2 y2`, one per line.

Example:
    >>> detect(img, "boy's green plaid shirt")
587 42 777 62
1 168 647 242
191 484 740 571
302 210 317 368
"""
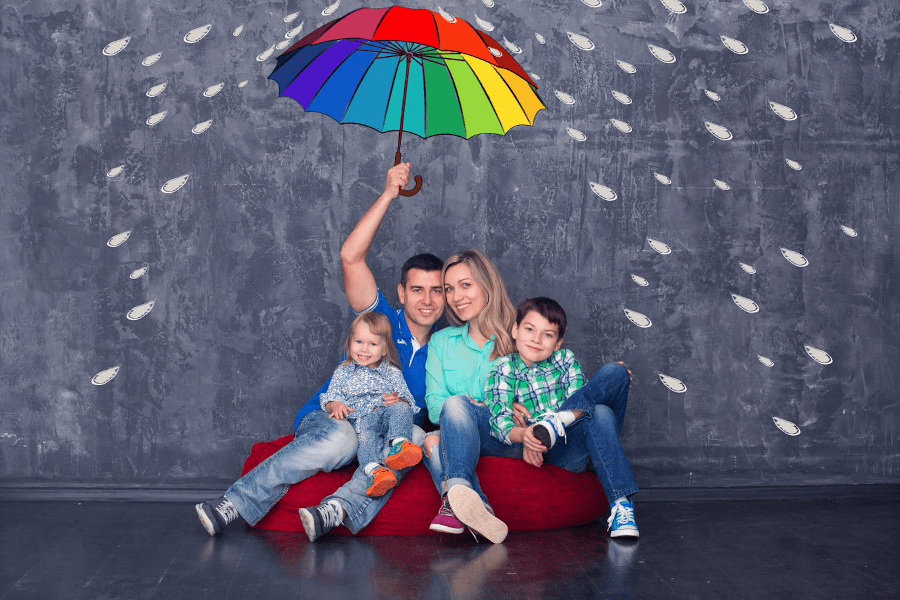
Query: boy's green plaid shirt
483 349 586 444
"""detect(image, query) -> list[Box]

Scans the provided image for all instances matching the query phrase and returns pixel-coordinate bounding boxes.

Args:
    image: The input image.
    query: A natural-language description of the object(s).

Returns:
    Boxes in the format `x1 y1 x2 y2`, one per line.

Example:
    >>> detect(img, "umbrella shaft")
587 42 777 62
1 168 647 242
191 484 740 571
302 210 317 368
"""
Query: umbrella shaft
395 54 412 165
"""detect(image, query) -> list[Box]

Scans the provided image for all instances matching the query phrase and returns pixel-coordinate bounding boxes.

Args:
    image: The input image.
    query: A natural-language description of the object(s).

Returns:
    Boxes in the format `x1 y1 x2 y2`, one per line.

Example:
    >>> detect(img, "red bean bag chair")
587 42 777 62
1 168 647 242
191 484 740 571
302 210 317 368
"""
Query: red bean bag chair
242 435 609 536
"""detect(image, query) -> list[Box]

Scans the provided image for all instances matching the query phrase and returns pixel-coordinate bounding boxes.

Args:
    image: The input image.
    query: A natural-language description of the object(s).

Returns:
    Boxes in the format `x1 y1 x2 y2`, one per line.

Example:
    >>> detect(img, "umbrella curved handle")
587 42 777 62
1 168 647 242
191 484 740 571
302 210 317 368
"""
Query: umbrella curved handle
394 152 423 196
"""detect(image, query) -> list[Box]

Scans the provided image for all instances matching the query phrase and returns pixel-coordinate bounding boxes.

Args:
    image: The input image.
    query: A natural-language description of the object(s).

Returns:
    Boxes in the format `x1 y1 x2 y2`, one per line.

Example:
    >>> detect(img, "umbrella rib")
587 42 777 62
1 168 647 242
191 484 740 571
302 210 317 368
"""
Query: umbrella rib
440 58 469 139
489 64 532 127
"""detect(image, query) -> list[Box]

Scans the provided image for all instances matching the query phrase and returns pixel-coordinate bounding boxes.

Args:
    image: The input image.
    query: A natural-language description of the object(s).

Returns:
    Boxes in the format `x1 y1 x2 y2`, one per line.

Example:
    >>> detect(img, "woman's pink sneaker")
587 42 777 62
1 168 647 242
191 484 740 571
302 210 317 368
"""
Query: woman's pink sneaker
429 493 465 534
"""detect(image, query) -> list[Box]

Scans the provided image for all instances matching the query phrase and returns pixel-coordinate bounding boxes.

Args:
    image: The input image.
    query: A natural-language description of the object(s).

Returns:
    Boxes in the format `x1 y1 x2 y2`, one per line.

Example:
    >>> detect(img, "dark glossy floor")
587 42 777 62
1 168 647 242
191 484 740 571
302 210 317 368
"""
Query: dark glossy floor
0 497 897 599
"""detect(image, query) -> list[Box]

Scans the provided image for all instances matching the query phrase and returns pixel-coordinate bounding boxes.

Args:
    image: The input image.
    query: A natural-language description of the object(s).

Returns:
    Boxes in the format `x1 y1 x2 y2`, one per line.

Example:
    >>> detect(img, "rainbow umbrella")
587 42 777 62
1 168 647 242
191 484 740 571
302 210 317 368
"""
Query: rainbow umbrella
269 6 546 196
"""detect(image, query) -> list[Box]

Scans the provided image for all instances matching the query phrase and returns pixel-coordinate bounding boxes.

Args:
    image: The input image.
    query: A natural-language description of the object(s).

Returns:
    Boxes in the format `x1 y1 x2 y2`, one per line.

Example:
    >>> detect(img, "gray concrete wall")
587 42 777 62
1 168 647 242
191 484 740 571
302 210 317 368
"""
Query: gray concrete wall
0 0 897 488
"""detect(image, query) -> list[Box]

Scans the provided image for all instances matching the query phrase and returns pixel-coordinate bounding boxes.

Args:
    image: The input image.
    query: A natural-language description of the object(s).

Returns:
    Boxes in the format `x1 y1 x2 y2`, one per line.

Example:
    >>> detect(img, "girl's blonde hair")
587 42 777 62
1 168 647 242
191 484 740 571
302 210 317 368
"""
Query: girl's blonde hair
442 249 515 359
341 312 400 369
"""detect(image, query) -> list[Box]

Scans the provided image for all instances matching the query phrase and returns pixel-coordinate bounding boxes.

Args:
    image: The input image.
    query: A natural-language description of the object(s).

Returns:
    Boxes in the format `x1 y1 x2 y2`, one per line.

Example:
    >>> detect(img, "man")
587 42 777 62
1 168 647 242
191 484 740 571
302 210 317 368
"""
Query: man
195 163 445 540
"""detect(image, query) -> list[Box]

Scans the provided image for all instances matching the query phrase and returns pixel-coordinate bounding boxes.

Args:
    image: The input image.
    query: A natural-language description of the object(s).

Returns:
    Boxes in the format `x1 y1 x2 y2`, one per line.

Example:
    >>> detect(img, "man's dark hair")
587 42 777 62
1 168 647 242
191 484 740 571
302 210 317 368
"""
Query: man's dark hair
515 297 568 339
400 253 444 287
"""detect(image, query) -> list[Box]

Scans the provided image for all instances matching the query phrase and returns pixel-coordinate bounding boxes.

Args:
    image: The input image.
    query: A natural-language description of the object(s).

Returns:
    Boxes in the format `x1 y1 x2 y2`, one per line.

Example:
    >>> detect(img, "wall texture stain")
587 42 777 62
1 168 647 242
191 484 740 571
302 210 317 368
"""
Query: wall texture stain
0 0 897 488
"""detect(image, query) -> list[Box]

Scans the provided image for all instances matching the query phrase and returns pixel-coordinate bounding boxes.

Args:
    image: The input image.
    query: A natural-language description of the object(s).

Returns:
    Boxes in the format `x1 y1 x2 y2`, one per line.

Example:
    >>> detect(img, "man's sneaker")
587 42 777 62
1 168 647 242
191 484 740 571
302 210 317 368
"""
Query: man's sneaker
365 466 398 497
532 413 567 450
298 500 345 542
429 493 465 534
607 498 639 538
384 439 423 471
195 496 240 536
447 485 508 544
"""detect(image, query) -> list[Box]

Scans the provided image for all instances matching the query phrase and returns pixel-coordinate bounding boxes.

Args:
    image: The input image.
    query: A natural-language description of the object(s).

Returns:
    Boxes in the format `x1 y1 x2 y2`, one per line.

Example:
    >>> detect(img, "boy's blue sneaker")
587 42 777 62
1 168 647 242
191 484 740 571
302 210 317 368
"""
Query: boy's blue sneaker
607 498 639 538
533 413 567 450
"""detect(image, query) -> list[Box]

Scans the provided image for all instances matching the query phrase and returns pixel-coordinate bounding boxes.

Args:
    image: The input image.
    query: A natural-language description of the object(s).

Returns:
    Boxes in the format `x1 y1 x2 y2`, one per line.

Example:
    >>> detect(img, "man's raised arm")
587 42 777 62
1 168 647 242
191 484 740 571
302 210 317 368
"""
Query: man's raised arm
340 163 411 312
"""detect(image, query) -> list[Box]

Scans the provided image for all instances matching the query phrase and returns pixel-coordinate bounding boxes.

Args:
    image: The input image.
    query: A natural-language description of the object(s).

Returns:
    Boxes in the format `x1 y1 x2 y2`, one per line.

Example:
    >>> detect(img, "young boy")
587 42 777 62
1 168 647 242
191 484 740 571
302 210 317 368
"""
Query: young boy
483 297 640 538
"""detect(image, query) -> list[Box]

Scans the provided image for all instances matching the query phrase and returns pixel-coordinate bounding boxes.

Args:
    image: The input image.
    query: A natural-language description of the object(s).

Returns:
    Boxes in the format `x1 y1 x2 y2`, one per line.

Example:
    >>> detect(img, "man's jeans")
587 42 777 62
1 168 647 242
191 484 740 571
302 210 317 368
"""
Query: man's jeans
225 409 424 532
435 362 639 504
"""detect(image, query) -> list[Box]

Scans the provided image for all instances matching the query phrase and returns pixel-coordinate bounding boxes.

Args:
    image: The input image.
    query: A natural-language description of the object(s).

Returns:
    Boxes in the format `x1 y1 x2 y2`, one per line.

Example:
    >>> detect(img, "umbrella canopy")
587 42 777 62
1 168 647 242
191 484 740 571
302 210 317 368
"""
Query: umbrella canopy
269 6 546 195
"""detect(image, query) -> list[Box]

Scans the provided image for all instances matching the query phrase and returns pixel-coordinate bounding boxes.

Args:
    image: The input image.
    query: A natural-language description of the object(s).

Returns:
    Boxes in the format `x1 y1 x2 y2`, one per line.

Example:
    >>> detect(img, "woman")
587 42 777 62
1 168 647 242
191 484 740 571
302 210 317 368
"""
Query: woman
419 249 520 543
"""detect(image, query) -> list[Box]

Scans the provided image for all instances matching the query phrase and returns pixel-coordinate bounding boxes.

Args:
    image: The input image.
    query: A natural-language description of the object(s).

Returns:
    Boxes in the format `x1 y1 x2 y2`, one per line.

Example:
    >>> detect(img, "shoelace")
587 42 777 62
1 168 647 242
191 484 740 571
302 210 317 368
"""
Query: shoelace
215 499 240 525
437 494 456 517
546 415 567 445
607 502 635 530
318 501 345 529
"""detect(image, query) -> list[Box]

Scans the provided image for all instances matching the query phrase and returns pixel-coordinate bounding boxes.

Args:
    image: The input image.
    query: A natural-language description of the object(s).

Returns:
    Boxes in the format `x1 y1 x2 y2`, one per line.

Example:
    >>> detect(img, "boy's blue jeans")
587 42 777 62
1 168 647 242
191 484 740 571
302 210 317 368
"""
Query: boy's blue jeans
434 362 639 505
225 409 425 532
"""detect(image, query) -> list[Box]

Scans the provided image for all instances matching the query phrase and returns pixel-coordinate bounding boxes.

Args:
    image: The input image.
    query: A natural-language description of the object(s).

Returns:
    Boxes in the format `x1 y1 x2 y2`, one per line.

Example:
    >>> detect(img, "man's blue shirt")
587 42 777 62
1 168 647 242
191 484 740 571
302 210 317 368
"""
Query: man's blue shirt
292 289 435 430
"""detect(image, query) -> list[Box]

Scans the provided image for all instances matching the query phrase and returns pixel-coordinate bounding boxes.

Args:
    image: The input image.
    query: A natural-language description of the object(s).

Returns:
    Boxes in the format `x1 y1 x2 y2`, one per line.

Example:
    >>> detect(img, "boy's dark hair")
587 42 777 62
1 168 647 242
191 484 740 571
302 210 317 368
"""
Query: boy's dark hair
400 253 444 287
515 297 568 339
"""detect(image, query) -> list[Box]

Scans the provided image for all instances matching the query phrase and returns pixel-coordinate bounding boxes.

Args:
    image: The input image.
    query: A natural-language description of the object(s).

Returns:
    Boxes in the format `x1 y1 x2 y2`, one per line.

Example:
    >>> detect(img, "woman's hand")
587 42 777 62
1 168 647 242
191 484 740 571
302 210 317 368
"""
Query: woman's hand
511 402 532 428
326 401 354 420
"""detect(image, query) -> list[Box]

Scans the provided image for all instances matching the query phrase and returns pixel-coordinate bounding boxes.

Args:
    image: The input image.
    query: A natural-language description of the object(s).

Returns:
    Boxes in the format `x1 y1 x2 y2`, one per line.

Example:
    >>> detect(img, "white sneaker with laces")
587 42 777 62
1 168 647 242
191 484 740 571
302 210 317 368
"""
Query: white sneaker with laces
532 413 567 449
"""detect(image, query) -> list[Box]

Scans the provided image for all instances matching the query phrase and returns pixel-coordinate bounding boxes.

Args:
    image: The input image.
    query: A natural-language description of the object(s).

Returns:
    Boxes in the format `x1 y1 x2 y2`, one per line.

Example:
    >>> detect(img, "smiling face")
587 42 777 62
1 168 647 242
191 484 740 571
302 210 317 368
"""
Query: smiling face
512 310 563 366
349 321 387 368
397 268 444 330
443 263 488 324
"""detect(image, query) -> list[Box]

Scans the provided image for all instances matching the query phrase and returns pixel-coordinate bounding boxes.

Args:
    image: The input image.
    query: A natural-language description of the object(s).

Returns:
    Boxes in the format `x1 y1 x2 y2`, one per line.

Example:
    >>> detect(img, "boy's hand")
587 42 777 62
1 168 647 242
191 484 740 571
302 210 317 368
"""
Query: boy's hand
326 401 354 420
383 163 411 200
522 425 547 453
523 447 543 467
617 361 634 388
383 391 400 406
511 402 532 428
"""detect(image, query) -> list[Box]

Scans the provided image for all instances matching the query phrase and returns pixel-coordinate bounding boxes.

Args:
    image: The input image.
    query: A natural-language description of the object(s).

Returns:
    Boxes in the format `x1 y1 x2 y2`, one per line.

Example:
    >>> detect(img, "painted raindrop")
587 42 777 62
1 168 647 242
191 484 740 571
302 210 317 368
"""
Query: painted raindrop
589 182 617 201
659 373 687 393
92 366 120 386
192 120 213 134
488 47 503 58
631 274 649 287
654 173 672 185
581 0 602 7
780 247 809 267
714 179 731 190
617 59 636 74
721 35 749 54
130 266 148 279
284 12 300 22
146 82 167 98
102 36 130 56
535 33 545 44
731 293 759 314
482 0 495 7
286 22 304 38
107 230 132 248
146 111 167 126
624 308 652 328
610 119 632 133
257 44 276 62
323 0 341 17
743 0 769 14
161 174 190 194
647 238 671 255
567 31 595 51
184 24 212 44
107 165 125 179
566 127 586 141
785 159 802 171
502 37 522 54
830 23 857 43
773 416 800 436
232 25 244 37
142 52 162 66
127 301 155 321
758 355 774 367
436 7 456 23
554 91 575 105
660 0 687 14
740 263 756 274
475 15 494 32
705 89 721 101
528 72 541 81
238 80 248 88
705 121 733 141
203 83 225 98
611 90 632 105
805 345 833 365
769 101 797 121
276 40 291 50
648 43 676 64
841 225 858 237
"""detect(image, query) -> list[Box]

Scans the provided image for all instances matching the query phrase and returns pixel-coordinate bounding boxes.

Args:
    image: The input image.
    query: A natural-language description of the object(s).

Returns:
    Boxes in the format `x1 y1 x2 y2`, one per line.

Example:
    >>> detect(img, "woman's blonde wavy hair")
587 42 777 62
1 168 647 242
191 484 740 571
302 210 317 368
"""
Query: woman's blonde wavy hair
442 249 515 360
340 312 400 369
